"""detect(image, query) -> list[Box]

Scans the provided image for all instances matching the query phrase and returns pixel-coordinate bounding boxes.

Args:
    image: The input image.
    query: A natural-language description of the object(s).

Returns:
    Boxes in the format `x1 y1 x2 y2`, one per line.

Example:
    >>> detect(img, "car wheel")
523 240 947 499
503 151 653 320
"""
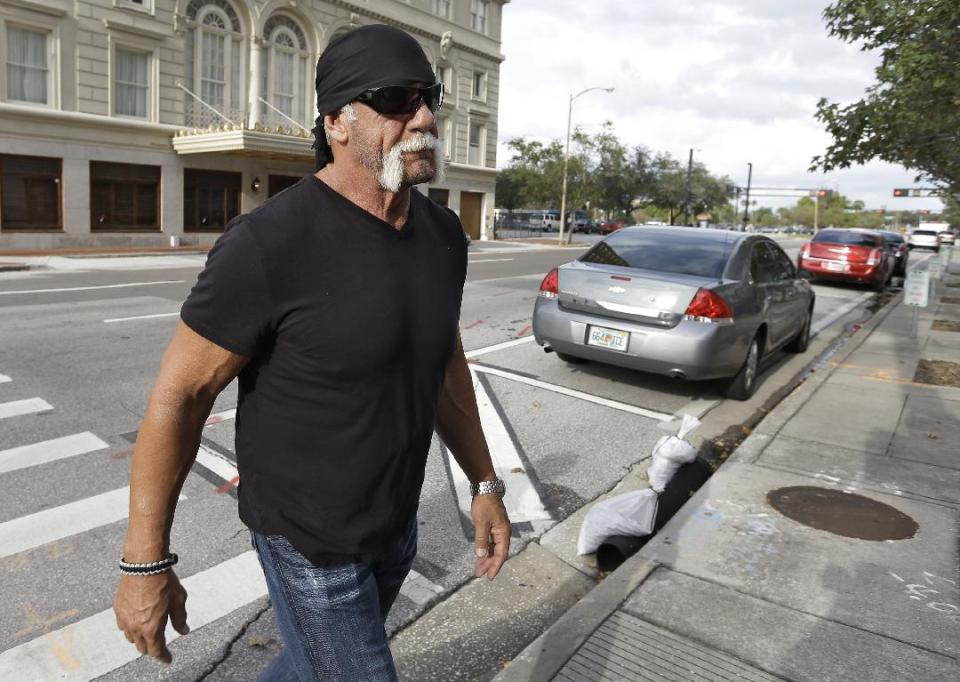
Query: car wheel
726 336 760 401
556 351 587 364
784 307 811 354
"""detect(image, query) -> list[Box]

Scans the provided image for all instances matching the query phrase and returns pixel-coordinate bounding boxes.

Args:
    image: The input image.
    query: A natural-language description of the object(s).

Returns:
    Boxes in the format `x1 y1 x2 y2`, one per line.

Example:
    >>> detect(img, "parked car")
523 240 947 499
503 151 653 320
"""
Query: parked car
908 228 941 252
798 228 894 291
532 227 815 400
939 230 956 246
878 230 909 277
600 221 626 235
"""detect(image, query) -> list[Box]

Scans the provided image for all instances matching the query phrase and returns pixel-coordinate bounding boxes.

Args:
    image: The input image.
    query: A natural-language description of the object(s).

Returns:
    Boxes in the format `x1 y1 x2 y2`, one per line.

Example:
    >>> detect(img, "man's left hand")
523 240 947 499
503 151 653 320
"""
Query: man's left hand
471 494 511 579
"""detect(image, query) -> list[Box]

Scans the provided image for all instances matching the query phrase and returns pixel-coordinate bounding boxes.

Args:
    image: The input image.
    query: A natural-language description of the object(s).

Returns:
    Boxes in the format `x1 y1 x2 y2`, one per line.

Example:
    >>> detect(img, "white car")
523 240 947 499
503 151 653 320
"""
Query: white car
909 228 941 252
938 230 956 246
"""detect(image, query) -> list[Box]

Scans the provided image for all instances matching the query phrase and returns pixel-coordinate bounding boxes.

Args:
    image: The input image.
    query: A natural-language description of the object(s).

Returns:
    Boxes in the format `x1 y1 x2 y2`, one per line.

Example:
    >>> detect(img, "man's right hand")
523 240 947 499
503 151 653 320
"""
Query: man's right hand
113 571 189 664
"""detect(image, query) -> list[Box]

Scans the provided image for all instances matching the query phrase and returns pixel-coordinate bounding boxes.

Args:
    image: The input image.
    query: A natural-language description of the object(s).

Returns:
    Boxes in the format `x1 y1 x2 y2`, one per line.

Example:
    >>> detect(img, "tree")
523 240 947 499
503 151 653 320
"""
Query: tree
812 1 960 192
494 167 525 212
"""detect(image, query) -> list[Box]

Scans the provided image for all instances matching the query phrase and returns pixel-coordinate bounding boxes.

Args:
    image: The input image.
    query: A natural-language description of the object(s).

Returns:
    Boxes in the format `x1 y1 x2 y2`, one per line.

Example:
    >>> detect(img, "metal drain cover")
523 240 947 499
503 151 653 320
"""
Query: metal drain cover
767 486 918 541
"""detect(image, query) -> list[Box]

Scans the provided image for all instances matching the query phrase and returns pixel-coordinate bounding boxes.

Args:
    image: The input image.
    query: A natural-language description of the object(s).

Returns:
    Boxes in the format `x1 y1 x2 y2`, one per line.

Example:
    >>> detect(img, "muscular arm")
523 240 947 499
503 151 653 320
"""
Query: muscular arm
114 321 248 662
435 335 511 579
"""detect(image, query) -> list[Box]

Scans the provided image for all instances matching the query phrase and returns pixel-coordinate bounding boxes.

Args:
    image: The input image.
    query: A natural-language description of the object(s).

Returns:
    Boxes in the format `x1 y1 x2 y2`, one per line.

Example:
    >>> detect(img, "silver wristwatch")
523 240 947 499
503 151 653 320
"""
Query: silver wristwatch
470 477 506 497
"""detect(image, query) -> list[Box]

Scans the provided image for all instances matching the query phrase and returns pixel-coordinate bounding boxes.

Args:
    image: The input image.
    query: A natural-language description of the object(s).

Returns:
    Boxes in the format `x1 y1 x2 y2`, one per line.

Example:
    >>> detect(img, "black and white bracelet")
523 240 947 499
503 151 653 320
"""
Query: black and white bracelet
119 553 178 576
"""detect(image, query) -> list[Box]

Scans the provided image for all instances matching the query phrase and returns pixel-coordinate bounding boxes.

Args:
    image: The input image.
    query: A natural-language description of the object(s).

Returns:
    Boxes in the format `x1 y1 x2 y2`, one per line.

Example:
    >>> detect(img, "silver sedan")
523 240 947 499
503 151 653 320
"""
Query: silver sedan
532 227 815 399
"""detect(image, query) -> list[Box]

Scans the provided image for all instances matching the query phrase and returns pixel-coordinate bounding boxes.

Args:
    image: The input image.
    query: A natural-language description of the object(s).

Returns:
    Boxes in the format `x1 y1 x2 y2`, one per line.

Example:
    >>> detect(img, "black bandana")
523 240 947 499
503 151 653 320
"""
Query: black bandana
311 25 436 169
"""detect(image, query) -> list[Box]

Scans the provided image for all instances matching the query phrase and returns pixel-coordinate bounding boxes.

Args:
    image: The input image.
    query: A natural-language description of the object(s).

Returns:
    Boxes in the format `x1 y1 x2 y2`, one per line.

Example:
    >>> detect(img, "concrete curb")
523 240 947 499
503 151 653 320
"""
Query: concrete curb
494 289 907 681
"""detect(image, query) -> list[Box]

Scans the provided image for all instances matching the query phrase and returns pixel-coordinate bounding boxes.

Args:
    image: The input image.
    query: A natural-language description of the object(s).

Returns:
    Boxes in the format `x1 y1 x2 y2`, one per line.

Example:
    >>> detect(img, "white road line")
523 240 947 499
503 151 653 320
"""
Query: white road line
204 408 237 426
401 570 445 606
0 487 184 559
811 291 874 336
445 369 552 526
0 374 10 384
469 258 515 263
0 432 109 475
195 444 239 485
465 335 536 359
0 397 53 420
0 280 184 296
0 551 267 681
104 311 179 323
471 364 675 422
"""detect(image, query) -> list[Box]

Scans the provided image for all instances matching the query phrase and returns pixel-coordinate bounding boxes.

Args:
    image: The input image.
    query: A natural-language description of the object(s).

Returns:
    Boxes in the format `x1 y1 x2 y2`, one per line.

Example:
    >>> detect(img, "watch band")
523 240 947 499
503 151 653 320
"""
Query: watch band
470 478 506 497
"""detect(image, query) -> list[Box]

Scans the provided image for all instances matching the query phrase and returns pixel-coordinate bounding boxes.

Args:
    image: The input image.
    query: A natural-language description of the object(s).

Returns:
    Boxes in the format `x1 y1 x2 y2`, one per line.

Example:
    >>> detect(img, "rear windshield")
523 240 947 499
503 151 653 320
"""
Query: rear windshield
913 230 938 236
812 230 880 246
581 230 731 278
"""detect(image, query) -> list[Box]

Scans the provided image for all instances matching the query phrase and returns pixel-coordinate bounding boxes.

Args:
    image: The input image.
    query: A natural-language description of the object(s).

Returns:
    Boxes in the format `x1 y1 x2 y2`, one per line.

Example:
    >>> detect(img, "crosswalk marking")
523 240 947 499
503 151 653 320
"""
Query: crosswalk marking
0 487 184 560
465 335 536 359
0 432 109 476
204 407 237 426
445 369 552 527
0 398 53 420
0 551 267 681
401 570 444 606
0 374 10 384
195 444 239 486
471 363 675 422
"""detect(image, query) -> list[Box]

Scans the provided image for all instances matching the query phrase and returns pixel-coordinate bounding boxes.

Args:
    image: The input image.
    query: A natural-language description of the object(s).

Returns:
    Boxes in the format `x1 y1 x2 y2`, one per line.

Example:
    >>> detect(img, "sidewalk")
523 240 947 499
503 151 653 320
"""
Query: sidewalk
494 262 960 680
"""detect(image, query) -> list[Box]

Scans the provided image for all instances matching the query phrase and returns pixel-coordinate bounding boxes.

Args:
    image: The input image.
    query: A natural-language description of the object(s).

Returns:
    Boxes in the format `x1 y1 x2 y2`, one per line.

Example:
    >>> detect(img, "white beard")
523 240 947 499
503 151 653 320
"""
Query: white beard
378 132 444 192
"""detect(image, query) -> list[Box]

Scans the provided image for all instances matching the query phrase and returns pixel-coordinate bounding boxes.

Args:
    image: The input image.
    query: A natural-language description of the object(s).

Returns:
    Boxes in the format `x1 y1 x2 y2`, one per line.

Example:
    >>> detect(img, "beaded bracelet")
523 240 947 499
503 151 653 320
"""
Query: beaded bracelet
119 553 178 576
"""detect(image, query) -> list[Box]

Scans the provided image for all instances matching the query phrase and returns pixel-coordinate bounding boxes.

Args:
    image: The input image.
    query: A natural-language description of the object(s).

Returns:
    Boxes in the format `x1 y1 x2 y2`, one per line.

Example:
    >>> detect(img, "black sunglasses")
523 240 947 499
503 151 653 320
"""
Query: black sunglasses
354 83 444 116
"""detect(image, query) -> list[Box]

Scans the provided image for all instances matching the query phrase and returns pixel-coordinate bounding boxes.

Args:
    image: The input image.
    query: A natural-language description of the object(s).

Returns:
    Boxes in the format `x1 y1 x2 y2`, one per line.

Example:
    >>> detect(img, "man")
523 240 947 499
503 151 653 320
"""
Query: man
113 24 511 680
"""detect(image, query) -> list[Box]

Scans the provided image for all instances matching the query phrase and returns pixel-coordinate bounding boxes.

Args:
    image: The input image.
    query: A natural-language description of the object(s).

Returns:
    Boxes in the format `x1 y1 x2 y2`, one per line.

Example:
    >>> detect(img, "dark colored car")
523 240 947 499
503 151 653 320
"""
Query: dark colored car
533 227 815 400
797 229 894 291
878 230 909 276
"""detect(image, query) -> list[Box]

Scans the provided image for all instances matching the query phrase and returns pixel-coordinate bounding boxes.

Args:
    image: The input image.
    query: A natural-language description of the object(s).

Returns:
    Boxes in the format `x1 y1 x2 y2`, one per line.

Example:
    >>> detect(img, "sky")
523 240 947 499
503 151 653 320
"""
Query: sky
496 0 943 213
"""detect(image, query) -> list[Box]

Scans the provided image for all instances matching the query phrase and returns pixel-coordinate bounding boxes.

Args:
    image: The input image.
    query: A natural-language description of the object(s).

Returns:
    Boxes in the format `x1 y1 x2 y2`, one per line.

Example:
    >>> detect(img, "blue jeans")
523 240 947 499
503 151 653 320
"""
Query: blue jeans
251 518 417 681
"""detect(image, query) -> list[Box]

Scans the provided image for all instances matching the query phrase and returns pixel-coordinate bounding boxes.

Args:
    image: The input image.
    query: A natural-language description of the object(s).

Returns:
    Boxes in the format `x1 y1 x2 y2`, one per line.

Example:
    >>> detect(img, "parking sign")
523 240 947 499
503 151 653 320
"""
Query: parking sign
904 267 929 307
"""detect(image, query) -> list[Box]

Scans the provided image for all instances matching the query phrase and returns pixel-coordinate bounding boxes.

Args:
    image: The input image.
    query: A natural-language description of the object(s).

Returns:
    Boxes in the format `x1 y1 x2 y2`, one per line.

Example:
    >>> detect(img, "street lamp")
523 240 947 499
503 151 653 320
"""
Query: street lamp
683 148 701 226
559 86 614 245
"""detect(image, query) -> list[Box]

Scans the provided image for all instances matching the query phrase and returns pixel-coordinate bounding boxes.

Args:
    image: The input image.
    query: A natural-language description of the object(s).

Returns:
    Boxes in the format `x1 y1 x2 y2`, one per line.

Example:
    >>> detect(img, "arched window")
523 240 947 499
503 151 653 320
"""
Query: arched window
260 15 310 127
184 0 244 125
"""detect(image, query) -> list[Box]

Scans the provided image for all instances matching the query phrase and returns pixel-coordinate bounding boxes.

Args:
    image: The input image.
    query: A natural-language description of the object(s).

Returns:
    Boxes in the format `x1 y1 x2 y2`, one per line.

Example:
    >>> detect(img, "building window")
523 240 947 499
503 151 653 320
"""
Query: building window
436 65 450 91
90 162 160 231
116 0 152 12
468 121 484 166
114 48 149 118
183 169 241 232
268 174 299 197
433 0 451 18
442 118 452 159
472 71 485 99
6 26 49 105
260 15 310 128
469 0 488 33
0 154 61 231
184 0 244 127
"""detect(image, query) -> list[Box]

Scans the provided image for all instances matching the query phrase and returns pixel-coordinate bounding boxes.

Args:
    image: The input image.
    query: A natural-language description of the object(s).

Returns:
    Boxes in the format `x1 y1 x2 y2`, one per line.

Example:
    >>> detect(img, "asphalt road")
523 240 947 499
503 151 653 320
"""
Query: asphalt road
0 237 895 680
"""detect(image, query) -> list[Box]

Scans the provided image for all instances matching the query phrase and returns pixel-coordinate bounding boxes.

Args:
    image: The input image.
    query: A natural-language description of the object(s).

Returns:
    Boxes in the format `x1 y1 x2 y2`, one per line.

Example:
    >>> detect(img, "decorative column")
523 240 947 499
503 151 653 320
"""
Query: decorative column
247 34 263 130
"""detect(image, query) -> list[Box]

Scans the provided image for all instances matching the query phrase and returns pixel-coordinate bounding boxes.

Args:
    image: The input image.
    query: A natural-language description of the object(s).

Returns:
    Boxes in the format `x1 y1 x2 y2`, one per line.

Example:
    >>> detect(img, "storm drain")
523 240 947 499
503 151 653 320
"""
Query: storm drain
914 359 960 388
932 319 960 332
556 611 783 681
767 486 917 541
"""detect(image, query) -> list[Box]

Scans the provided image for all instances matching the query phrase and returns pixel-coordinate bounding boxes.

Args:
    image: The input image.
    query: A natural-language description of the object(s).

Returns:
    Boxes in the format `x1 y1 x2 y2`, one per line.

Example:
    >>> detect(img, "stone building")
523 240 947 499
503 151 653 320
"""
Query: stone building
0 0 506 248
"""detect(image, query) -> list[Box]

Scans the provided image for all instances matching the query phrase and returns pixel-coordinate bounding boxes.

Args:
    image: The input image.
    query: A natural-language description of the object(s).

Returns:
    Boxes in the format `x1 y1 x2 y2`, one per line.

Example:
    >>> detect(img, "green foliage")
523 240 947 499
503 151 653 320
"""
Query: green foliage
812 0 960 193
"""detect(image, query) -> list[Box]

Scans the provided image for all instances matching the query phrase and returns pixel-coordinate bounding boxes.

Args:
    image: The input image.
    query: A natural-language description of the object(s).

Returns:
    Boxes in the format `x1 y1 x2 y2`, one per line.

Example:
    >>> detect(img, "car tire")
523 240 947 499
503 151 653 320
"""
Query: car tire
725 336 760 401
556 351 587 364
784 307 811 354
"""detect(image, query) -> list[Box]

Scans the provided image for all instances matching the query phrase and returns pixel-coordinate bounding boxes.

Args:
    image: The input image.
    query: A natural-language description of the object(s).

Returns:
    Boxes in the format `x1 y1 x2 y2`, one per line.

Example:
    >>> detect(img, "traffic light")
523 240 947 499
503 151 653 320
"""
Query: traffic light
893 188 909 197
816 189 833 198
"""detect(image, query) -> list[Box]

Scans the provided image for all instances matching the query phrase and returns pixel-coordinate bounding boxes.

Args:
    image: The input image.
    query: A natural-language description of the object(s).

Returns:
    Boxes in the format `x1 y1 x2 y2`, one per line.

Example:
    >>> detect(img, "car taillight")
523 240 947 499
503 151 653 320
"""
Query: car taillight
866 248 881 265
538 268 559 299
799 243 810 260
684 288 734 324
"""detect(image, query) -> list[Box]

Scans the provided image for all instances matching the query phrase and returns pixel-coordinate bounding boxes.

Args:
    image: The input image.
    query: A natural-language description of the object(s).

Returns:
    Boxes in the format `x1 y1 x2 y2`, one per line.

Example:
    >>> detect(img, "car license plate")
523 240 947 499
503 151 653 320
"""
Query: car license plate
587 325 630 352
825 261 846 272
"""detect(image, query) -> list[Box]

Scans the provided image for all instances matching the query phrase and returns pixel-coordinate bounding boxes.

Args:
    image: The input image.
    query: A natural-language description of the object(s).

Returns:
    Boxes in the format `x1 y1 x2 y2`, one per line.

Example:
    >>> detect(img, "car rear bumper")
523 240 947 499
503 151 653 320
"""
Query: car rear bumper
799 259 883 283
532 298 748 380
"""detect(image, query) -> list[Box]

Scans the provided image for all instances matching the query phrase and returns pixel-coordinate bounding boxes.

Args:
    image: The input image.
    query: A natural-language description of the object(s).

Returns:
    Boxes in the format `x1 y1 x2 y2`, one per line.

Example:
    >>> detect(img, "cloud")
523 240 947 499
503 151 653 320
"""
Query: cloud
497 0 942 210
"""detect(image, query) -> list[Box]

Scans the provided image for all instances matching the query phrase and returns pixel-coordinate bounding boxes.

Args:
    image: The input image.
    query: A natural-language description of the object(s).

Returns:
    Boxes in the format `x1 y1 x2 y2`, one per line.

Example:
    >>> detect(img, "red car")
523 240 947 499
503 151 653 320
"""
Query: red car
798 228 894 291
600 221 626 235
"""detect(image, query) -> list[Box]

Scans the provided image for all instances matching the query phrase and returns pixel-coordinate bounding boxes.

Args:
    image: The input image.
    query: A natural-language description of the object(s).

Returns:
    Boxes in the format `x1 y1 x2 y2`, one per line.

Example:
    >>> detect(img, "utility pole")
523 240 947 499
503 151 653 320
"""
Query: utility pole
741 162 752 229
683 148 694 226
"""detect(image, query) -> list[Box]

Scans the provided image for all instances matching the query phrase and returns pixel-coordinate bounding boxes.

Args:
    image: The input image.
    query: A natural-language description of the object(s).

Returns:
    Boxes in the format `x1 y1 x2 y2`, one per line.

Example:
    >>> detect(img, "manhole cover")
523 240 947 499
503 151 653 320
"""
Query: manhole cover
914 359 960 388
767 486 918 541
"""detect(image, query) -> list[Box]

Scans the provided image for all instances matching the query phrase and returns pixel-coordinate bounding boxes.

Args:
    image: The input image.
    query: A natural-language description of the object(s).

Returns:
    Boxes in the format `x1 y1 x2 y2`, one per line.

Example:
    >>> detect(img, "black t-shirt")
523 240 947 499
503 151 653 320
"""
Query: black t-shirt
181 176 467 565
